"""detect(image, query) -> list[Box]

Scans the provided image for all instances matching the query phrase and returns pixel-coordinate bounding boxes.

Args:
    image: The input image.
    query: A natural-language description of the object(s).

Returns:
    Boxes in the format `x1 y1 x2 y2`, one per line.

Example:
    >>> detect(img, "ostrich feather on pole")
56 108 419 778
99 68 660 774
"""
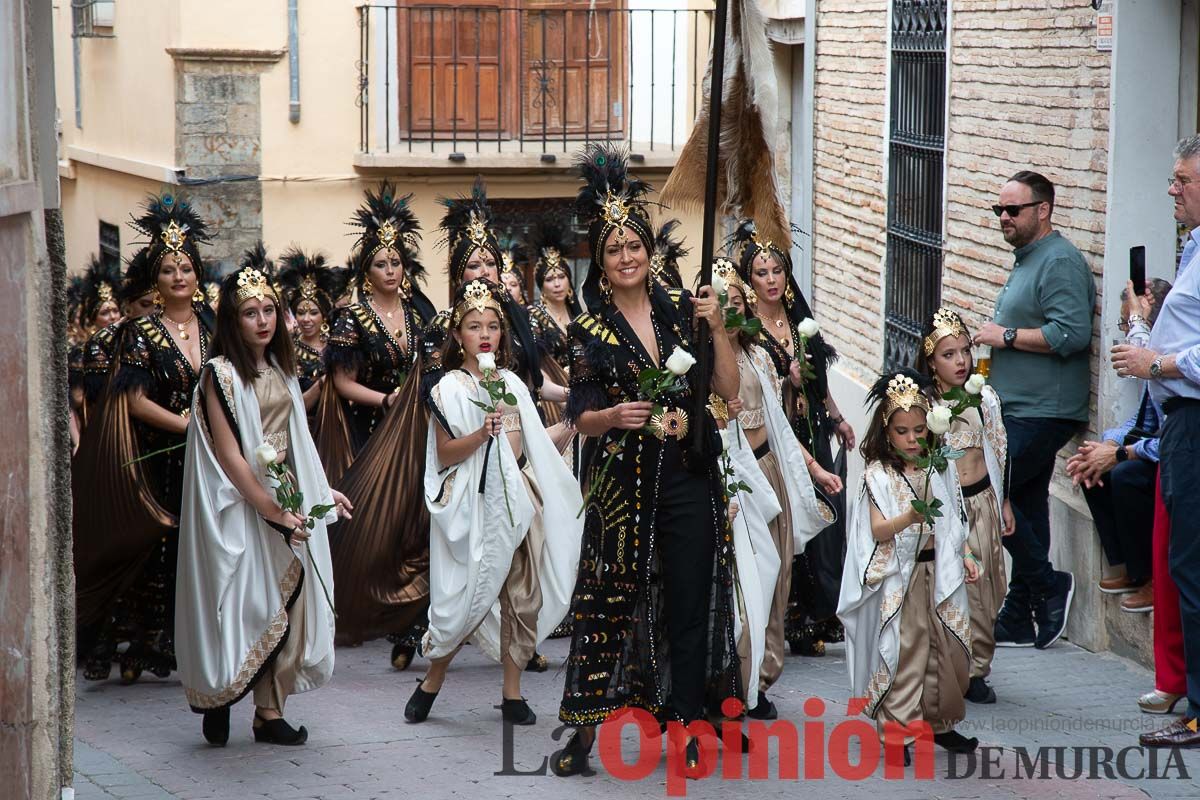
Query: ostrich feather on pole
661 0 788 248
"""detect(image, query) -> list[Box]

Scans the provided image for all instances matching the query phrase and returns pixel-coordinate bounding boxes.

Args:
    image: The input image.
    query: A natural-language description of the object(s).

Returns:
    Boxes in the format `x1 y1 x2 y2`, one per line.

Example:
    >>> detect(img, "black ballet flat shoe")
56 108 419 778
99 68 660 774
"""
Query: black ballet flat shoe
746 697 778 720
525 652 549 673
202 707 230 746
391 643 415 671
933 730 978 753
685 738 701 774
501 697 537 726
964 676 997 704
252 714 308 746
119 661 143 685
788 632 826 657
404 680 439 723
550 731 594 778
82 653 112 682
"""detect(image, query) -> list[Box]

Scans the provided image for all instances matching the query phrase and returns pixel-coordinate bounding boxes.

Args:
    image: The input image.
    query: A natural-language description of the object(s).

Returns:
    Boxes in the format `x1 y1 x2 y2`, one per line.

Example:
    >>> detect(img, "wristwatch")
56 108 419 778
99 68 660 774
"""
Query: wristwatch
1003 327 1018 349
1115 445 1128 463
1150 356 1164 378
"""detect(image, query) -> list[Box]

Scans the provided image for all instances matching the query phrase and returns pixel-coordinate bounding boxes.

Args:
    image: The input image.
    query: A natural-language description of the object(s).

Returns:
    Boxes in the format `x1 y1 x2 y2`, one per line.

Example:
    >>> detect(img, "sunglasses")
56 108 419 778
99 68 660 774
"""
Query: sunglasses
991 201 1043 218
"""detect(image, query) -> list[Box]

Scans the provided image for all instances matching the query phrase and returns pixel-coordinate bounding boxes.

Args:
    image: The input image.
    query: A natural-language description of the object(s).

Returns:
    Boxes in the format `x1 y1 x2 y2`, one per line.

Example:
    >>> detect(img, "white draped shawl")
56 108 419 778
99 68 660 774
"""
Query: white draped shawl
423 369 583 661
740 345 834 551
176 356 337 711
836 462 970 718
724 439 781 713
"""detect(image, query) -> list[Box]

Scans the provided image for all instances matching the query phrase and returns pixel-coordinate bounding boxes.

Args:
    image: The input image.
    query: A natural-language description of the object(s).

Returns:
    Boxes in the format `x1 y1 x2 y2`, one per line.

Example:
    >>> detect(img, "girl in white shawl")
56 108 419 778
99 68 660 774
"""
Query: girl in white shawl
837 369 979 766
715 261 844 719
917 308 1013 705
177 266 352 747
405 279 582 726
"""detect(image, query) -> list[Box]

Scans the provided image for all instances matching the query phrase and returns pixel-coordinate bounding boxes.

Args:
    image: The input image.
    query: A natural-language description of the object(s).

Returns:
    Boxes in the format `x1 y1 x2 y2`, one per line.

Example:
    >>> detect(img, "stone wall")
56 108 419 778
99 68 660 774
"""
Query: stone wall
171 50 284 272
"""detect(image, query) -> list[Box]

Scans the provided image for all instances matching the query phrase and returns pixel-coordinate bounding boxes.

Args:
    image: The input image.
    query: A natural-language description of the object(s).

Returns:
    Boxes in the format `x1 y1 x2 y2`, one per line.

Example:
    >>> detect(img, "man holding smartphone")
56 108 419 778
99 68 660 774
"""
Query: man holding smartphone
974 171 1095 650
1114 135 1200 749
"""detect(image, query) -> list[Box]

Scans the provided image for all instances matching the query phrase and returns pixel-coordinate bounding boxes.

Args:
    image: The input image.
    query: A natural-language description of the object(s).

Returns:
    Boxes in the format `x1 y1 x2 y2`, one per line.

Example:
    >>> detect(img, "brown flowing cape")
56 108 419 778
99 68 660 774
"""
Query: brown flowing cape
327 368 431 645
72 390 176 628
313 376 355 487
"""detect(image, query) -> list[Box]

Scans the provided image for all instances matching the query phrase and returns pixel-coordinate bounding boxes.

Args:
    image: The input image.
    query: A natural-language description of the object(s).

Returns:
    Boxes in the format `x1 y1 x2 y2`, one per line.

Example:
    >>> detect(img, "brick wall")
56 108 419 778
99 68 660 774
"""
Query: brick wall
810 0 890 383
942 2 1110 430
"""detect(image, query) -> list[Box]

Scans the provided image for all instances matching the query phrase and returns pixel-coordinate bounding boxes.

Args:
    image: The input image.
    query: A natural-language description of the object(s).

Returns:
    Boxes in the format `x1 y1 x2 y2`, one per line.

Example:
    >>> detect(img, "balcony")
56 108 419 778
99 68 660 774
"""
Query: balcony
354 2 716 171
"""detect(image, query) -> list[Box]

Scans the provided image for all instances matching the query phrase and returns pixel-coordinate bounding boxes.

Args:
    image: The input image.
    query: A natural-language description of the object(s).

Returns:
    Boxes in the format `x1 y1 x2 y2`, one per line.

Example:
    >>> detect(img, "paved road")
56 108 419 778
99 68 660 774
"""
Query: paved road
73 637 1200 799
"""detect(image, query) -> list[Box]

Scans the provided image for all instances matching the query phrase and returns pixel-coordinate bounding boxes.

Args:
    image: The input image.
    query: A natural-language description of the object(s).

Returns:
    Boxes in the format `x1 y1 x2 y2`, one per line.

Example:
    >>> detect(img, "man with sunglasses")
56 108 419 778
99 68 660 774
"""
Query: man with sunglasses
973 171 1095 651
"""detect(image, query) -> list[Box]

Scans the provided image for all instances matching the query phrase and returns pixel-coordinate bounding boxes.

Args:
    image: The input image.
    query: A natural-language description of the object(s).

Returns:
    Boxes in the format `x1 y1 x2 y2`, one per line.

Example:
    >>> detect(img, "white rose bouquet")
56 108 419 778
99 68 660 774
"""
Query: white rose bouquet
468 352 518 526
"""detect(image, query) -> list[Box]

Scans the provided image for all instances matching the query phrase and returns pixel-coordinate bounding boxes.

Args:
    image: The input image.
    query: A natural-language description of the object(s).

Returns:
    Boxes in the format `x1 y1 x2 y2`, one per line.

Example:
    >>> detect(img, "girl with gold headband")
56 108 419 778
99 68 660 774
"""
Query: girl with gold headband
916 307 1013 705
417 178 571 672
75 193 216 684
176 263 352 747
712 258 845 720
837 368 978 766
404 279 582 726
729 218 852 658
551 144 740 778
276 248 349 427
321 183 437 672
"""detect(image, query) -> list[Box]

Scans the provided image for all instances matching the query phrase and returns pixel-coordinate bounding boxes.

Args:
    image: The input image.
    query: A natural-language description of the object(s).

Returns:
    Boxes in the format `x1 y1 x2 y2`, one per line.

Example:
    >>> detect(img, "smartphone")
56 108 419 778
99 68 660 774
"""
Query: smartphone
1130 246 1146 298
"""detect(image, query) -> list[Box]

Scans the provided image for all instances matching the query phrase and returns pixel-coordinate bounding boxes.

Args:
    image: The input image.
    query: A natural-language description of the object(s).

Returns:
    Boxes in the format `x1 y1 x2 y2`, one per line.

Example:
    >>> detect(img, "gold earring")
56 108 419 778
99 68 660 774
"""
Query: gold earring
320 322 330 341
784 283 795 307
192 288 204 303
599 274 612 304
152 289 164 309
363 279 374 296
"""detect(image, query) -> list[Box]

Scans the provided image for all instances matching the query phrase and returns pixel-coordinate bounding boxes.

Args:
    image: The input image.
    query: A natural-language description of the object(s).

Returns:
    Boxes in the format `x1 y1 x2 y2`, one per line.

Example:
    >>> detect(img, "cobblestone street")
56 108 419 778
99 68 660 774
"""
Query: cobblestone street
72 637 1200 800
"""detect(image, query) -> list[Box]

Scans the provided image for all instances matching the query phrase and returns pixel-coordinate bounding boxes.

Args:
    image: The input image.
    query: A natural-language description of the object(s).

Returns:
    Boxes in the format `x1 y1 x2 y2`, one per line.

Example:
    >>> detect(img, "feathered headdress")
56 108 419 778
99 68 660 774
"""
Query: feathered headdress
438 175 502 288
78 255 123 327
348 181 425 293
867 368 934 423
277 248 349 317
574 143 655 307
650 218 689 290
530 215 576 287
128 192 211 276
119 248 154 304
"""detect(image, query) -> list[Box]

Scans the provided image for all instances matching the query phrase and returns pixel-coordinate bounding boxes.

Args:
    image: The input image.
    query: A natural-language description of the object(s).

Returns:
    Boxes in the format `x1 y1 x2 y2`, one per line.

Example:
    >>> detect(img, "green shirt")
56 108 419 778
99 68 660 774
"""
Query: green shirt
989 231 1095 421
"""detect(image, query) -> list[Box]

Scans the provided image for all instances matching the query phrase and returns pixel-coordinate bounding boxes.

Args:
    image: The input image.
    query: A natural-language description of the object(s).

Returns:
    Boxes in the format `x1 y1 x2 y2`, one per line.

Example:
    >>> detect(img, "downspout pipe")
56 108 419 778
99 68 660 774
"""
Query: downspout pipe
288 0 300 123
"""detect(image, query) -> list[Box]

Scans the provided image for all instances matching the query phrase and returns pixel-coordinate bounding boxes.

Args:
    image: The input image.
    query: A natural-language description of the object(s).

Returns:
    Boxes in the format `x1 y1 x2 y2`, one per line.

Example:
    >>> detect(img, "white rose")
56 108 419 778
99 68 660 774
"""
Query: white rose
927 405 953 435
254 443 278 470
798 317 820 338
719 428 733 453
711 273 728 297
476 351 497 373
964 373 987 395
665 346 697 376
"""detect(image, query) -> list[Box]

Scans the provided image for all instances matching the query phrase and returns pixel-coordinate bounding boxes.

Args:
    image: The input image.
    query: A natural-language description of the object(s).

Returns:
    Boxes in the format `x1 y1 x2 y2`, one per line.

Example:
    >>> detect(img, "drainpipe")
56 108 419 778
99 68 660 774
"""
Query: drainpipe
288 0 300 123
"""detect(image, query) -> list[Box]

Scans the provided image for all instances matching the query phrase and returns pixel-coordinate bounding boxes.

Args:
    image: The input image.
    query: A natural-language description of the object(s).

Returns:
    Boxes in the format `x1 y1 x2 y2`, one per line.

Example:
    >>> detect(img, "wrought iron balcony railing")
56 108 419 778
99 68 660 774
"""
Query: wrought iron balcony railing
356 3 715 164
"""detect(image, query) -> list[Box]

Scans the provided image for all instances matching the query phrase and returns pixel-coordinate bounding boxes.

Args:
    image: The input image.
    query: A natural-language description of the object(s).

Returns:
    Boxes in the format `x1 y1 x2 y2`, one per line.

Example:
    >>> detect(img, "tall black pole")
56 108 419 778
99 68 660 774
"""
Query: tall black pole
690 0 728 459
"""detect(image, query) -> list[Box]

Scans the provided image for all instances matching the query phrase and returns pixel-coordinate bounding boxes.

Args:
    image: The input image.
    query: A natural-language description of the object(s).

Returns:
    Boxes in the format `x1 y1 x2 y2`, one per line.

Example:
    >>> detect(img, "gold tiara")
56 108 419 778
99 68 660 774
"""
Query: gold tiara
501 251 517 276
466 212 490 248
884 374 930 421
601 191 632 229
97 282 115 303
923 307 969 356
299 275 320 302
540 246 565 276
377 220 399 251
713 257 757 305
452 279 506 326
235 268 275 307
160 220 188 254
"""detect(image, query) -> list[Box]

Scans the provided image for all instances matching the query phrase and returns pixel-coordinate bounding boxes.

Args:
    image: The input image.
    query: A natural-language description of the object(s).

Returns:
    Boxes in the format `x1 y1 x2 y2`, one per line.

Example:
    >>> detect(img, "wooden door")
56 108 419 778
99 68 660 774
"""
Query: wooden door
520 0 625 139
398 0 517 138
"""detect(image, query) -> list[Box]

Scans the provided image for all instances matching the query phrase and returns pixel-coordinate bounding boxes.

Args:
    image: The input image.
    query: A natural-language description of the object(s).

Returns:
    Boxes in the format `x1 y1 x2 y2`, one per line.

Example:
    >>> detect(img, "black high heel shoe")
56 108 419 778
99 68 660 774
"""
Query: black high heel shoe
391 643 415 671
550 730 594 777
501 697 537 725
202 707 230 746
404 679 438 723
252 713 308 746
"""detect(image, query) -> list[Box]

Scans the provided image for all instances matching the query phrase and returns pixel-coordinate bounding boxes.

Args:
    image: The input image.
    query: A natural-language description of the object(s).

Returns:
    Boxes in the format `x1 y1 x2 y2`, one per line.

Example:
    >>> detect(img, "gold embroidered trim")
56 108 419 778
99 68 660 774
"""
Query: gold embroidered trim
576 313 618 345
184 556 303 709
212 358 238 424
